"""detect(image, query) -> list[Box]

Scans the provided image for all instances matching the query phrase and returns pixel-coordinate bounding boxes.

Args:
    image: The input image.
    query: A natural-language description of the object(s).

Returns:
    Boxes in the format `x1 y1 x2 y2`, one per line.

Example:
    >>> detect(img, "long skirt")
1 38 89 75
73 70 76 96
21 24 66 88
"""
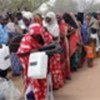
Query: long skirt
78 46 86 68
70 50 79 72
49 53 64 90
10 53 23 75
60 38 71 81
25 77 47 100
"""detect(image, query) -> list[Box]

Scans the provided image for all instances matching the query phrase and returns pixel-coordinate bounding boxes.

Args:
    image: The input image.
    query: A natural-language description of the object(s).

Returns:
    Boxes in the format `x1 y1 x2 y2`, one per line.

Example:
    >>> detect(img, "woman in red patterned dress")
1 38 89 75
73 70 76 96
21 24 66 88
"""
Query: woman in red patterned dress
56 13 71 81
17 22 52 100
45 12 64 90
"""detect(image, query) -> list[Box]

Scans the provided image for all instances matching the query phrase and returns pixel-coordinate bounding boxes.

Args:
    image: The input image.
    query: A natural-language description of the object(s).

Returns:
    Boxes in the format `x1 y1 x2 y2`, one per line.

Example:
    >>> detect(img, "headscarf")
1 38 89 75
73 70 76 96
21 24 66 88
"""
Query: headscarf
89 16 99 30
77 12 84 24
45 12 60 37
29 23 43 35
63 13 78 29
33 15 42 25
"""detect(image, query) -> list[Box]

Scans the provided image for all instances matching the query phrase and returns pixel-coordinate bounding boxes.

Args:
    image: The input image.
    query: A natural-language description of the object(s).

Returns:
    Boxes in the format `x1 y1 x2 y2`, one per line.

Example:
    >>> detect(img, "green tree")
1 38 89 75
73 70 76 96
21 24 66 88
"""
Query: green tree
86 3 100 12
51 0 78 13
0 0 46 12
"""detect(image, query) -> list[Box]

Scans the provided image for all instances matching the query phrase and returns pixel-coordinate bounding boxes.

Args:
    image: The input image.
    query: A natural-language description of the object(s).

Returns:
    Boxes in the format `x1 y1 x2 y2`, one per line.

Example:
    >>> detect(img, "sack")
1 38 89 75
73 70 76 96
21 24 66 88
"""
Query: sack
0 45 11 70
28 52 48 79
10 53 23 75
46 74 54 100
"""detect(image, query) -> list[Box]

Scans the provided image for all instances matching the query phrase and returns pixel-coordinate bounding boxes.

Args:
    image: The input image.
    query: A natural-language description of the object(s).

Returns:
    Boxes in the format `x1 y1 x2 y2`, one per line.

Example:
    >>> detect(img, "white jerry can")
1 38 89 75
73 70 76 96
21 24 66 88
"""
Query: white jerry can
0 45 11 70
28 52 48 79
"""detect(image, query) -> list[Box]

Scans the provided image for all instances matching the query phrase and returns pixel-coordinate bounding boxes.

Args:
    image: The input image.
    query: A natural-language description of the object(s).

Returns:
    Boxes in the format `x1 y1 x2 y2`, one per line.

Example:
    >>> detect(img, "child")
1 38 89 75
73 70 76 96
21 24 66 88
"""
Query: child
85 40 94 67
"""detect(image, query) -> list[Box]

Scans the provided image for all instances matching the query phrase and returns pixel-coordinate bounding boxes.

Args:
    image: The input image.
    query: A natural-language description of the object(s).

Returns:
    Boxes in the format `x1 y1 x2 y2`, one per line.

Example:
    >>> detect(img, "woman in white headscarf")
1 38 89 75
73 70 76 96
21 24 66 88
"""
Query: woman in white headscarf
44 12 64 90
44 11 60 41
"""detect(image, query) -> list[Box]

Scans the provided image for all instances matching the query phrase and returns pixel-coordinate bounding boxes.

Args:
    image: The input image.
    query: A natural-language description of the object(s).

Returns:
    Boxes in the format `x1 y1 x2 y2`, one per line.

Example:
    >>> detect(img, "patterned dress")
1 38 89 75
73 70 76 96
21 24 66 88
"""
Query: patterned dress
59 21 71 81
17 27 63 99
17 30 52 100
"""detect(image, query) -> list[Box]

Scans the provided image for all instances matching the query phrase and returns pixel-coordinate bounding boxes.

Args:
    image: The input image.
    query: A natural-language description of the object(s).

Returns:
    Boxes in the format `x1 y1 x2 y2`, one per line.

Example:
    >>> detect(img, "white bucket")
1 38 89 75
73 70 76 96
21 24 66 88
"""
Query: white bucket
28 52 48 79
0 45 11 70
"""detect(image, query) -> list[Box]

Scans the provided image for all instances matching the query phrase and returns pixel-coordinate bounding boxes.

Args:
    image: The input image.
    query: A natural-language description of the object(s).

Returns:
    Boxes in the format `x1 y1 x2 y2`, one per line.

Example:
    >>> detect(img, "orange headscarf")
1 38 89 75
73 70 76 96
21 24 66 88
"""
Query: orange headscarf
33 15 42 25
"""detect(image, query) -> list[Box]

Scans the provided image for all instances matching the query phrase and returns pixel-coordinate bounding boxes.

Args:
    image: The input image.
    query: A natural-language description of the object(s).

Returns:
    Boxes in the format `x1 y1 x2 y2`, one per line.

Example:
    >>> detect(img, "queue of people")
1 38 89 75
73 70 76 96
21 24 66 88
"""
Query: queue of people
0 11 100 100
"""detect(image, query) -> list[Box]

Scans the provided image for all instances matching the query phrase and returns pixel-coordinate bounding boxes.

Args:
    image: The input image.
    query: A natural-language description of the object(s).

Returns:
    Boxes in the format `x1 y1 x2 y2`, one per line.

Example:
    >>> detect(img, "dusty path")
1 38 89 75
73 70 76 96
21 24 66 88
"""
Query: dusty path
54 58 100 100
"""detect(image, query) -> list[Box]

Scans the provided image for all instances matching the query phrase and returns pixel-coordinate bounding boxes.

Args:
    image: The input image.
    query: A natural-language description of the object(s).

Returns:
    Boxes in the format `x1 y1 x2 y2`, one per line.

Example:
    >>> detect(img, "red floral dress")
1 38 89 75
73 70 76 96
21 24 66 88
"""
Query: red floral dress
59 21 71 81
17 31 52 100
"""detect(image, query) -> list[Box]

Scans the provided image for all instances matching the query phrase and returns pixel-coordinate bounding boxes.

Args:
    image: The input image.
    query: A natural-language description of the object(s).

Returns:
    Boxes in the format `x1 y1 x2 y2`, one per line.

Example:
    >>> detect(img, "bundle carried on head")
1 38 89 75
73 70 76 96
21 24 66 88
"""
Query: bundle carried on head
63 13 78 29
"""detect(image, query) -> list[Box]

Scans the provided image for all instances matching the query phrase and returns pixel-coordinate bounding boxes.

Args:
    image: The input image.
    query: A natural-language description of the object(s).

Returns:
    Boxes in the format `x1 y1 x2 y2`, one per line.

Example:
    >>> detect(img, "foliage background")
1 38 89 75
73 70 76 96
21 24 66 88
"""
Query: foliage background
0 0 100 13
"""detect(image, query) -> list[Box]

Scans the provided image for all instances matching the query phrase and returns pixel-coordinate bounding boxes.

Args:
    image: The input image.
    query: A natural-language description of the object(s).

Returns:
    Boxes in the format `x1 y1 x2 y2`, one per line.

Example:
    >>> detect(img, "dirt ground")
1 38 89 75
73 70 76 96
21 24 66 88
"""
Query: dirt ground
8 58 100 100
54 58 100 100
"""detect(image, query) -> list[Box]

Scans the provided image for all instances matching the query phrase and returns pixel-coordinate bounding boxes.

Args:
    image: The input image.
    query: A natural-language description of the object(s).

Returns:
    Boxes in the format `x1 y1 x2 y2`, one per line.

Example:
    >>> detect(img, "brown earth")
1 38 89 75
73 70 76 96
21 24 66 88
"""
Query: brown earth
54 58 100 100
